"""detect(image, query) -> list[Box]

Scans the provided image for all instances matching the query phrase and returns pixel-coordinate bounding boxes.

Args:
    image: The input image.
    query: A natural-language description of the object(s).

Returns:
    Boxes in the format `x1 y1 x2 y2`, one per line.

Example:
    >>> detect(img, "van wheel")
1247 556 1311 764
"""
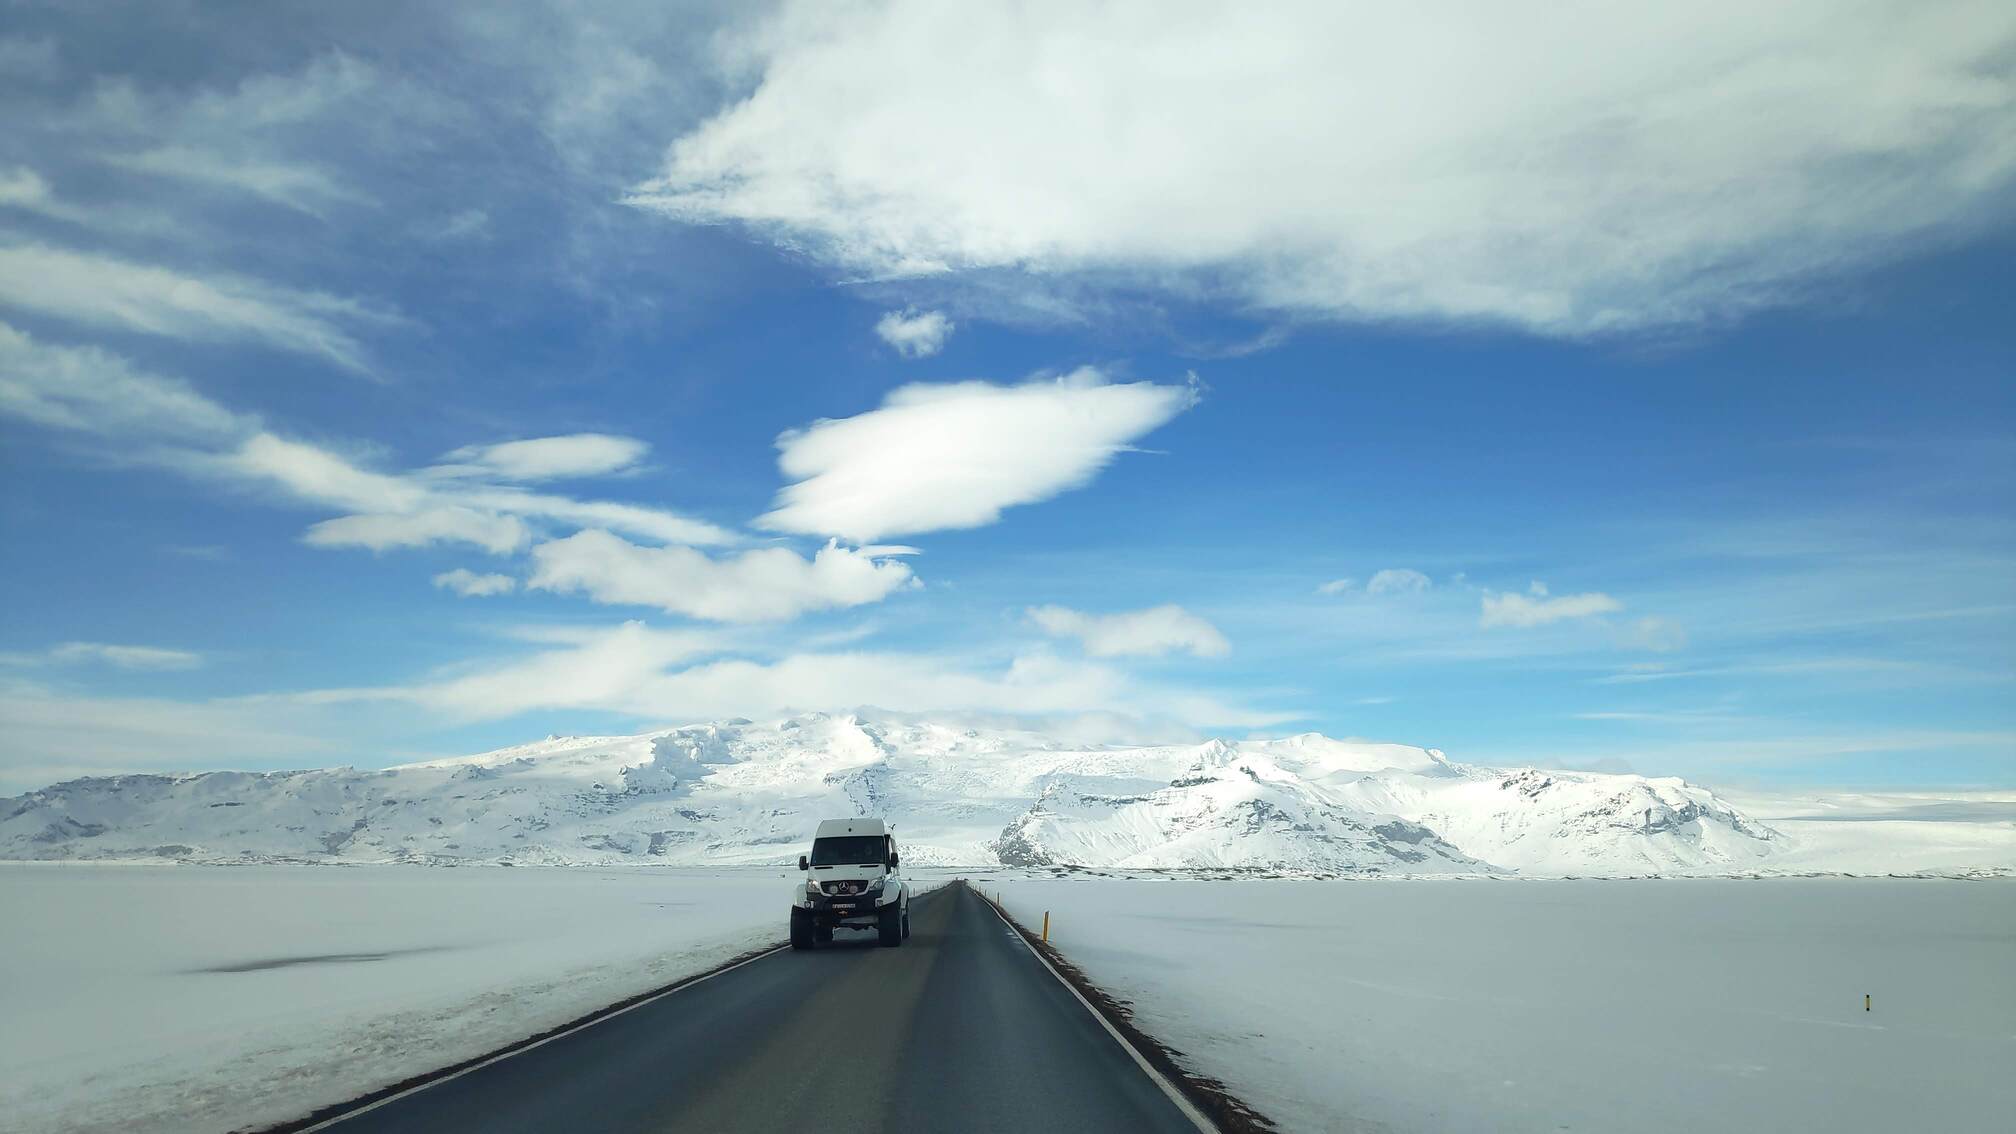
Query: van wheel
878 903 903 947
902 911 911 939
790 907 814 950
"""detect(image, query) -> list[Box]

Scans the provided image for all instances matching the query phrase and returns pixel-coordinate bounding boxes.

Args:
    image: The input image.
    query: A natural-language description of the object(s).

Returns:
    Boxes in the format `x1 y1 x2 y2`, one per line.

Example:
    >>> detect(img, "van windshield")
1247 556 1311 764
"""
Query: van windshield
810 836 886 866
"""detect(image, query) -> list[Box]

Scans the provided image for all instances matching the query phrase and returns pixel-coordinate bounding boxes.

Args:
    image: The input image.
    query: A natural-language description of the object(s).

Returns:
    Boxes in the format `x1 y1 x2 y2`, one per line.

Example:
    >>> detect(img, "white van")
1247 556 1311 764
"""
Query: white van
790 818 910 949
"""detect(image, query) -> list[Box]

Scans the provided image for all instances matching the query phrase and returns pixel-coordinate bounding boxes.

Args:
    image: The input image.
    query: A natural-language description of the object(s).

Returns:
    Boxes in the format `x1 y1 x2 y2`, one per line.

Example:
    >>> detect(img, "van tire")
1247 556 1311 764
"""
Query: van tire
790 907 814 950
902 910 911 939
877 903 903 947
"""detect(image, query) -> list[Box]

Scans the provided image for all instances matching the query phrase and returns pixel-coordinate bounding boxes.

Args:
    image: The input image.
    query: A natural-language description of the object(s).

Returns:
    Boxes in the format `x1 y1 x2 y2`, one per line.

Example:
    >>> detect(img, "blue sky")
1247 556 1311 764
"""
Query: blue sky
2 2 2012 793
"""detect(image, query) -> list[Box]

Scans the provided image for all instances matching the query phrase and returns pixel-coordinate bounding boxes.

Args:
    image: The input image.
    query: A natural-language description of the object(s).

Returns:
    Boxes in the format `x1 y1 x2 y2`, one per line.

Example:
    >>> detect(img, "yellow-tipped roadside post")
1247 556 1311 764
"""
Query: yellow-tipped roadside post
1042 911 1050 943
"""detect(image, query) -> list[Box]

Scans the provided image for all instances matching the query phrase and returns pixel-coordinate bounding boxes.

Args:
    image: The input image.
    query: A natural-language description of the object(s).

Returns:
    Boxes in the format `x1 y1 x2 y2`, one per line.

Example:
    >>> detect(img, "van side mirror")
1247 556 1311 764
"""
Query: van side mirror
888 852 899 868
798 855 809 871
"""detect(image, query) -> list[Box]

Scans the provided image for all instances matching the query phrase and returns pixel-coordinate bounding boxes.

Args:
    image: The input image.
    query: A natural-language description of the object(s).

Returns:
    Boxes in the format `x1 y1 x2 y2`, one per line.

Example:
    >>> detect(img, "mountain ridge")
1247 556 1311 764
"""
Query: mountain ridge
1 712 2002 876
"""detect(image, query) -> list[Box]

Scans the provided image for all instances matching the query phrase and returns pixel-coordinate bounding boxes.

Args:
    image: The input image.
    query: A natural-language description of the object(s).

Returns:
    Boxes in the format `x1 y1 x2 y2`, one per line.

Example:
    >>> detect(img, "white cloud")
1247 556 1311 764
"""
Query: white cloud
438 434 650 481
760 368 1197 541
635 2 2016 335
1 642 206 671
432 569 518 597
874 307 954 358
528 530 916 622
1315 577 1354 596
1028 604 1230 659
0 244 390 372
1365 568 1432 596
1480 581 1624 629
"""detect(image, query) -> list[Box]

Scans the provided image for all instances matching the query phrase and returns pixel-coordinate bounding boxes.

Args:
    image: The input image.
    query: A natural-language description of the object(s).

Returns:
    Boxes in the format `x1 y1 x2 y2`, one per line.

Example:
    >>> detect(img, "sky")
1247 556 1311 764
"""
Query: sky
1 1 2012 794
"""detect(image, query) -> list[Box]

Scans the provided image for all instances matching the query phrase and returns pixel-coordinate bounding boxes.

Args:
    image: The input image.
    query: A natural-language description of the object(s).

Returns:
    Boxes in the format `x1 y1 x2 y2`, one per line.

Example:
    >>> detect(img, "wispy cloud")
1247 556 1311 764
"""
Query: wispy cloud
1027 604 1231 659
0 324 733 555
1366 568 1431 596
288 621 1280 730
1480 581 1623 629
0 244 394 372
874 307 954 358
432 568 517 597
2 642 204 671
0 322 254 442
528 531 916 623
0 681 341 790
1621 616 1688 652
106 146 370 216
1591 657 1994 686
77 51 380 217
1316 568 1431 597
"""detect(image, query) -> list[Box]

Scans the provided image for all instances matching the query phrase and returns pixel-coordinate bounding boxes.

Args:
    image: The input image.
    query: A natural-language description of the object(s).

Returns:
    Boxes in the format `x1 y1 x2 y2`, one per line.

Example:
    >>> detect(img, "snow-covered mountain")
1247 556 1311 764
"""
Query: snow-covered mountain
7 711 1995 875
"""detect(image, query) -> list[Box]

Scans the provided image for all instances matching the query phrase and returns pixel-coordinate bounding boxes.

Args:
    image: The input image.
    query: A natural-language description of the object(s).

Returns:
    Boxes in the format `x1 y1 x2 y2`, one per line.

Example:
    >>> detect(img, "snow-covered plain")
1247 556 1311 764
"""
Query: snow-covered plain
983 875 2016 1133
0 865 956 1134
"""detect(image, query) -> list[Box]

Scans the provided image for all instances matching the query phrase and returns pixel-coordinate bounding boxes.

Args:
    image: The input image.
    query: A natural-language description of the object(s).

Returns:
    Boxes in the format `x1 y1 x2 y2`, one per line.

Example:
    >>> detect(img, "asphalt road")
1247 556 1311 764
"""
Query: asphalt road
311 881 1202 1133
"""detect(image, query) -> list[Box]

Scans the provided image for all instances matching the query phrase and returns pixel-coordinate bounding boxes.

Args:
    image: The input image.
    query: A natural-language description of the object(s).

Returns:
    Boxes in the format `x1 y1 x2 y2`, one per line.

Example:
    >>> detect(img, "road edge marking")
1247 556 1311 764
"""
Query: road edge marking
281 884 958 1133
283 940 790 1132
974 884 1220 1134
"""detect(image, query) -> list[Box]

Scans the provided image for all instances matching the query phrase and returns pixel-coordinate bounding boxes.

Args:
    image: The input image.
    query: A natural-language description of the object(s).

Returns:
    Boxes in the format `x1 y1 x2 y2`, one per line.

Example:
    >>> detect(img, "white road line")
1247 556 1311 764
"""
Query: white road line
978 893 1219 1134
292 942 791 1132
294 885 953 1131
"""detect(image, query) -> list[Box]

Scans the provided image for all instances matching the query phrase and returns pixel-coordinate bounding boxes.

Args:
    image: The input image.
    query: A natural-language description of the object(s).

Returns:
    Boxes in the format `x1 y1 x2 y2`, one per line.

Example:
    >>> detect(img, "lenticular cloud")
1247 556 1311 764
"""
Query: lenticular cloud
758 369 1197 542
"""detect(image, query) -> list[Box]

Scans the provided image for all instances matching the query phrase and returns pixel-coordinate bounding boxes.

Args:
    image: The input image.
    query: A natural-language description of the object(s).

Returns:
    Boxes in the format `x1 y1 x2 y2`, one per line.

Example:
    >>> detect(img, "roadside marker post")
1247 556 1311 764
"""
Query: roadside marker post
1865 994 1871 1012
1043 911 1050 943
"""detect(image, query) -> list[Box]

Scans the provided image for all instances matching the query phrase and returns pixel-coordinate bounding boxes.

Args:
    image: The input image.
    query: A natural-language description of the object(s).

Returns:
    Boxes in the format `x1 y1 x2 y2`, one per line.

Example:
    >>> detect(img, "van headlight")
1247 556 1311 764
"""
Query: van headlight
864 876 886 895
805 879 822 897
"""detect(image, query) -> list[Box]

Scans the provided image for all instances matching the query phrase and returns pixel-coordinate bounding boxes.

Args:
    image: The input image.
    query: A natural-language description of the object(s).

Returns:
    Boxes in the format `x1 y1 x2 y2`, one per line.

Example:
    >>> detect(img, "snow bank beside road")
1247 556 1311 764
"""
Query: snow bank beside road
0 865 812 1133
986 875 2016 1133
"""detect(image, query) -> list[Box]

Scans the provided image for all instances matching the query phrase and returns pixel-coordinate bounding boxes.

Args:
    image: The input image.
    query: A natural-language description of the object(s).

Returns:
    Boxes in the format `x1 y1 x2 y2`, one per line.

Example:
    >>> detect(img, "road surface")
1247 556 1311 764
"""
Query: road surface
309 881 1203 1133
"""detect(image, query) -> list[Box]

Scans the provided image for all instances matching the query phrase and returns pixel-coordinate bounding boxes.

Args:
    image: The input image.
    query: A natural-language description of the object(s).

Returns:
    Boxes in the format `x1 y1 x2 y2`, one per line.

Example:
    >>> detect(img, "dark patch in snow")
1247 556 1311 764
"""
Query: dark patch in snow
191 946 452 973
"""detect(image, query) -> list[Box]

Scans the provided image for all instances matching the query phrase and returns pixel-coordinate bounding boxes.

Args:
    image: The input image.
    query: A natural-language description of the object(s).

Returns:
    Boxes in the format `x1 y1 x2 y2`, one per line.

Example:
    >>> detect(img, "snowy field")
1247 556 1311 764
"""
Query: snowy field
984 875 2016 1133
0 865 947 1134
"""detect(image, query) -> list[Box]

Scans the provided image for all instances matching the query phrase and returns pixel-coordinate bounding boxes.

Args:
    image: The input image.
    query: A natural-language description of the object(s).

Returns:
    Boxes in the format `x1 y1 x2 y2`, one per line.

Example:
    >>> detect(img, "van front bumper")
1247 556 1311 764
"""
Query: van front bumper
808 893 893 924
